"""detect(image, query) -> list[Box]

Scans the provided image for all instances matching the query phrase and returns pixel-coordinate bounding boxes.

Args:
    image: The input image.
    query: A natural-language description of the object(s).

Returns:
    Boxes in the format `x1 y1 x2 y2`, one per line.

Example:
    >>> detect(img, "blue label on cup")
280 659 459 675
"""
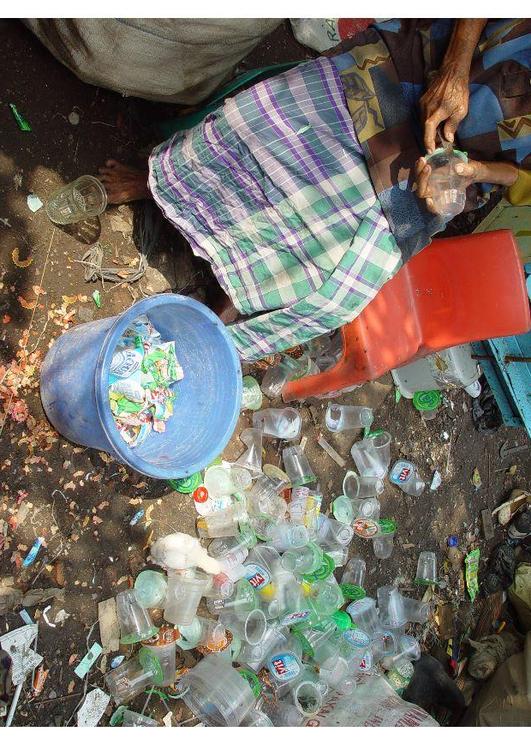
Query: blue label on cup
390 460 414 487
244 563 270 590
267 652 301 682
278 610 311 627
342 629 371 648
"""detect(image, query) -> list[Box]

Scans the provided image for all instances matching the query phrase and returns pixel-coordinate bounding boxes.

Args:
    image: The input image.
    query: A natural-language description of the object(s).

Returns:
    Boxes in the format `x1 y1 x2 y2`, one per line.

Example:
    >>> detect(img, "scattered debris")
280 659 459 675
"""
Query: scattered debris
430 469 442 491
481 509 495 541
26 194 43 213
8 103 31 132
77 688 110 727
465 549 480 602
92 289 102 308
98 598 120 654
74 642 103 679
471 467 482 491
22 537 44 568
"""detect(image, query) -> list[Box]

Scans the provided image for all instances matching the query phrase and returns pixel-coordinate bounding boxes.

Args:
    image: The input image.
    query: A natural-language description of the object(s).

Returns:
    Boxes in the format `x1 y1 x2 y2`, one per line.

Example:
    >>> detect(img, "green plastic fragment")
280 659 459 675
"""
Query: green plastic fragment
9 103 31 132
465 549 480 602
92 289 102 308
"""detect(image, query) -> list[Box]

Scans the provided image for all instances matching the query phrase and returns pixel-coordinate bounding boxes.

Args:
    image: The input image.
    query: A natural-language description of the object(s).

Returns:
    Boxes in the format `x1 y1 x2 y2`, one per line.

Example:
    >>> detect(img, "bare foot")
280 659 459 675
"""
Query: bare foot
98 159 151 204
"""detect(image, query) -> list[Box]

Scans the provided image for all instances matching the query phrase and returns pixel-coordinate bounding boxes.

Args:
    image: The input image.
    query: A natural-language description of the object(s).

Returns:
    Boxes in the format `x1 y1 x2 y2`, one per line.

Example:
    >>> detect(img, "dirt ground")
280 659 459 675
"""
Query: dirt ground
0 20 529 727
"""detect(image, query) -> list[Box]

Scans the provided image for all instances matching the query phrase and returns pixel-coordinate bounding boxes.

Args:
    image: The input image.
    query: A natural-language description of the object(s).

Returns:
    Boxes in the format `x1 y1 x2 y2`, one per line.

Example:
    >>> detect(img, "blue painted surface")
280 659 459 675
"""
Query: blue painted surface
40 294 242 479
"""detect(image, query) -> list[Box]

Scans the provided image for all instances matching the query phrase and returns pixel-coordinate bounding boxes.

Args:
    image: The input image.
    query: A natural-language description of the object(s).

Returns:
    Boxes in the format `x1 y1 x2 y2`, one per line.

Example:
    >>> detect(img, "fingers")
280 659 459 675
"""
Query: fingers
413 159 437 215
423 116 440 154
454 162 475 177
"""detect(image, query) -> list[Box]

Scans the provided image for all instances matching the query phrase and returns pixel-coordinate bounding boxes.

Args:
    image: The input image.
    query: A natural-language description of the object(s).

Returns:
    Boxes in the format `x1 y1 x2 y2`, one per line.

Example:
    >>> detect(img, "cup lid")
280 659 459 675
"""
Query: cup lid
138 647 164 685
331 610 354 631
340 583 366 602
302 553 335 582
413 390 442 412
168 472 203 494
378 519 397 535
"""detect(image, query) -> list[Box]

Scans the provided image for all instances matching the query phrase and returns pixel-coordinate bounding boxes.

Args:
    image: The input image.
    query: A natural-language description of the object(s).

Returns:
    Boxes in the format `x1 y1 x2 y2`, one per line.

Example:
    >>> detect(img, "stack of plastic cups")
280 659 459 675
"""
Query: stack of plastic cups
164 570 211 626
350 432 392 479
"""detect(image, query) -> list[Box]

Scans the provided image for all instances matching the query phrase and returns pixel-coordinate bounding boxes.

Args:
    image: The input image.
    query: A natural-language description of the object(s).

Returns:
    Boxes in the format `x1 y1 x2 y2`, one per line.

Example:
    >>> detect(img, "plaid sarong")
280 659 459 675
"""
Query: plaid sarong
149 57 401 360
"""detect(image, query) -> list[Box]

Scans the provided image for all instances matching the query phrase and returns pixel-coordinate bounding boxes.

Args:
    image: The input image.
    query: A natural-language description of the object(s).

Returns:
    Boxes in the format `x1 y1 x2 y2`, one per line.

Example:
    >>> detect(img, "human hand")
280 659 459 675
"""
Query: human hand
420 65 470 153
413 157 482 215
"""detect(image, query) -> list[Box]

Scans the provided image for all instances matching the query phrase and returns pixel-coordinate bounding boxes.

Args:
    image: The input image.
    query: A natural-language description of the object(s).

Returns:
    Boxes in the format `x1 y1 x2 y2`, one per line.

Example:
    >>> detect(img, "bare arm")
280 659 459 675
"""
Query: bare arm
420 19 488 152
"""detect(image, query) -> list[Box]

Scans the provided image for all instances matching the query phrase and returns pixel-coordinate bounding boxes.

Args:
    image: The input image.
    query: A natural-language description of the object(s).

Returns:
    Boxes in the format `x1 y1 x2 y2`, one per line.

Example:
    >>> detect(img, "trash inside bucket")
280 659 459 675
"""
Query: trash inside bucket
40 294 242 479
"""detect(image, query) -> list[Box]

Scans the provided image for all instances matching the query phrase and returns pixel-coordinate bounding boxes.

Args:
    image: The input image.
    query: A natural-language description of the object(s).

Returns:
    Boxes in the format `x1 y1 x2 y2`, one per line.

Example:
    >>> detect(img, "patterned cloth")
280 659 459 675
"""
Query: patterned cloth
149 57 401 360
332 18 531 260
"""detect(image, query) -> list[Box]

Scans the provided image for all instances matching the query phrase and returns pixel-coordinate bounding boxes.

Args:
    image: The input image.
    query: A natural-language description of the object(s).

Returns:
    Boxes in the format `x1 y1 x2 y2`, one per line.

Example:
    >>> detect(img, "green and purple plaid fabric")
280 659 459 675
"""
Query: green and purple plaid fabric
149 57 401 360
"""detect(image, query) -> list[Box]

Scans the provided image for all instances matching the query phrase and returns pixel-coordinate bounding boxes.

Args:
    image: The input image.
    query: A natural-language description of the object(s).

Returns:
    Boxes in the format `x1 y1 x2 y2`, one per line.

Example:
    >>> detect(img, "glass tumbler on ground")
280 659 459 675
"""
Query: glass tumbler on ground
45 175 107 224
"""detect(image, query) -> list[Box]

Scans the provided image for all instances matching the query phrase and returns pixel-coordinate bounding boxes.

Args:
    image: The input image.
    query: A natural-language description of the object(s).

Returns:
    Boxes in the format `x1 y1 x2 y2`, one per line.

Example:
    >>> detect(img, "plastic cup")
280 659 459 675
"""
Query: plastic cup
180 653 257 726
219 608 267 645
45 175 107 224
141 626 178 686
413 390 442 420
401 596 432 624
390 460 425 497
325 544 350 569
204 572 235 600
307 578 345 618
425 148 467 221
241 375 263 411
203 465 252 498
121 710 158 727
265 521 309 551
341 556 366 588
267 636 304 686
134 570 167 609
372 534 395 559
377 586 407 628
197 504 247 538
262 698 303 727
325 403 373 432
382 635 421 670
234 427 263 476
415 551 438 585
264 569 304 620
247 475 286 519
206 578 258 617
238 626 289 671
343 471 384 499
241 711 274 727
315 514 353 547
291 670 325 716
175 617 204 650
346 597 380 636
164 570 211 626
282 446 317 487
253 407 302 440
350 432 392 479
104 649 163 704
281 543 323 575
260 354 317 400
116 590 158 644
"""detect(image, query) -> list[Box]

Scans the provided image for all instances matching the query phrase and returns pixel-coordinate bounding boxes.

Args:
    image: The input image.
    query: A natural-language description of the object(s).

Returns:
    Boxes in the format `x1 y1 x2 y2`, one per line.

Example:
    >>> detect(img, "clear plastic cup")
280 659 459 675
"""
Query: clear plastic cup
267 636 304 687
134 570 167 609
180 653 257 726
234 428 263 476
241 375 263 411
241 711 274 727
164 570 211 626
219 608 267 645
116 589 158 644
282 446 317 487
238 626 289 671
264 569 304 620
45 175 107 224
425 148 467 221
377 585 407 628
243 545 281 593
261 698 303 727
197 617 231 653
325 403 374 432
372 533 395 559
390 460 425 497
382 635 421 670
415 551 438 585
265 521 309 551
247 475 286 519
105 649 163 704
175 617 204 650
121 710 159 727
141 626 178 686
260 354 318 400
197 504 247 539
315 514 353 547
203 465 252 498
204 572 235 600
400 596 432 624
346 597 380 636
206 578 258 617
291 669 326 716
307 578 345 618
343 471 384 499
350 432 392 479
324 544 350 569
253 408 302 440
341 556 366 588
281 543 323 575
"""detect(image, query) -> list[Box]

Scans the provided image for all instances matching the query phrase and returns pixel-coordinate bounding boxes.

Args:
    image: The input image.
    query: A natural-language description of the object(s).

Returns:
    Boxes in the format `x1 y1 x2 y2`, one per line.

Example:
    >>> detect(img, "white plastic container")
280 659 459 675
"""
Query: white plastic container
392 344 481 398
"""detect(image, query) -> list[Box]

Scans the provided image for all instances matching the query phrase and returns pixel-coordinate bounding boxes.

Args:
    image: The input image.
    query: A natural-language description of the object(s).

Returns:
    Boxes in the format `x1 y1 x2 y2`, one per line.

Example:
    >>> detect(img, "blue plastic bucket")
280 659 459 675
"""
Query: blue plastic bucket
40 294 242 479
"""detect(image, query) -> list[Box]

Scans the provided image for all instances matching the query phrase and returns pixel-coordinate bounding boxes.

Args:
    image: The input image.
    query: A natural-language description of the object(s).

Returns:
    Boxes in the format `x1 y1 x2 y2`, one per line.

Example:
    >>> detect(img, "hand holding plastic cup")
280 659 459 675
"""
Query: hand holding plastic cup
425 148 468 221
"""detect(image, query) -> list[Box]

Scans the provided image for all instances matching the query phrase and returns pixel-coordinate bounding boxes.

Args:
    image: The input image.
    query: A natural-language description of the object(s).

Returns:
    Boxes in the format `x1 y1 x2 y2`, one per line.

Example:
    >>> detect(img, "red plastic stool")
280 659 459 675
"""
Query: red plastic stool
282 230 531 402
